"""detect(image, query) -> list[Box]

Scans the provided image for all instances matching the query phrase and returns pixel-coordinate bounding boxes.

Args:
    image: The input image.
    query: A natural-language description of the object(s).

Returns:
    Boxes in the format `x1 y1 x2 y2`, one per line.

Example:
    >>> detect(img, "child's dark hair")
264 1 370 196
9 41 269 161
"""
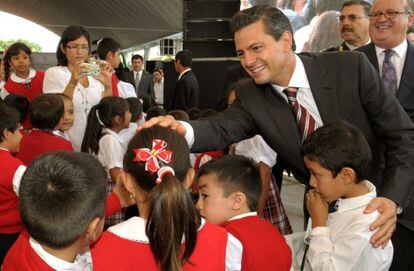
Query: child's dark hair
124 126 199 271
138 94 152 113
146 106 166 120
0 103 20 143
302 120 372 182
19 151 107 249
196 155 262 211
3 42 32 81
126 97 143 122
57 26 91 66
29 94 64 131
4 94 30 124
200 108 218 118
168 110 189 121
97 37 121 61
81 96 129 155
187 107 201 120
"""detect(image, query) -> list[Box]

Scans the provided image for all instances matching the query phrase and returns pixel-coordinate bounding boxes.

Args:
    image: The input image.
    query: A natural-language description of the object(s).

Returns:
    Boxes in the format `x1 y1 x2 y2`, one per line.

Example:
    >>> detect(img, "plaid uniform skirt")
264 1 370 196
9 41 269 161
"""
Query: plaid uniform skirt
105 177 125 228
262 175 292 235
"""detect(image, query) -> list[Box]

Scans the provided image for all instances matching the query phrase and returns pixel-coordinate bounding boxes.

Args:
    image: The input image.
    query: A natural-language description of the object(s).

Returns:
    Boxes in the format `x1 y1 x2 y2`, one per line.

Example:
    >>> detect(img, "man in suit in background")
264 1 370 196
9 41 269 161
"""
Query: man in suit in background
127 54 155 100
144 6 414 269
359 0 414 124
171 50 199 110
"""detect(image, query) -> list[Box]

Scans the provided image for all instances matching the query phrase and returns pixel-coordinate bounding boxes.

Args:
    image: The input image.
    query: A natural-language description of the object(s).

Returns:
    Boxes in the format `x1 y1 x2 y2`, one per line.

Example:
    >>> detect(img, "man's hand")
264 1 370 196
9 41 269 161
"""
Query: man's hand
364 197 397 248
306 189 329 228
138 115 187 136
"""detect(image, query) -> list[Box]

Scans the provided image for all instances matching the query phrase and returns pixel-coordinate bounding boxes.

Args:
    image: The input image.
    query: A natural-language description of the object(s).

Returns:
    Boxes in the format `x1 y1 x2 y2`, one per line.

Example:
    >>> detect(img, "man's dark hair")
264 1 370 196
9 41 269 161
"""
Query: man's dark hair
230 5 296 51
4 94 30 124
0 103 20 143
175 50 192 67
168 110 189 121
187 107 201 120
302 121 372 182
408 24 414 34
97 37 121 61
126 97 143 122
196 155 262 211
19 151 107 249
341 0 372 15
131 54 144 62
29 94 64 131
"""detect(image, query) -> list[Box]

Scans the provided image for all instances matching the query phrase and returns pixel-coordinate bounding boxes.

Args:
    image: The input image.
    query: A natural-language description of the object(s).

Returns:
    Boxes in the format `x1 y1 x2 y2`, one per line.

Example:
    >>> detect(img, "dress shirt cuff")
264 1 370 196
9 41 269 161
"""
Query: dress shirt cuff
179 121 195 148
311 227 330 237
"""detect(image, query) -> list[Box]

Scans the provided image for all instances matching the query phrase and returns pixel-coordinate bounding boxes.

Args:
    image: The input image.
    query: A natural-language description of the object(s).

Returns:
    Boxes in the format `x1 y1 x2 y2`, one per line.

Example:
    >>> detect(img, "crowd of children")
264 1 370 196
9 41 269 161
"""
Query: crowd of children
0 26 395 270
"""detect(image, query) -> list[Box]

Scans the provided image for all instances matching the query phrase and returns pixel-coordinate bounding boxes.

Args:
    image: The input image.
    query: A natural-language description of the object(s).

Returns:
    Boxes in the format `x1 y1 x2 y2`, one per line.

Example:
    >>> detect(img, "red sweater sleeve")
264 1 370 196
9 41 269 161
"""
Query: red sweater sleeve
105 192 121 217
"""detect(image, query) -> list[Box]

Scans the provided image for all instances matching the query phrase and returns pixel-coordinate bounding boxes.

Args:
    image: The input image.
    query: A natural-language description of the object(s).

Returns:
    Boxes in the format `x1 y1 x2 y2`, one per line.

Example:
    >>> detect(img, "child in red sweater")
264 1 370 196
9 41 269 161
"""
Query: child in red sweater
196 155 292 271
17 94 73 165
1 42 44 101
0 103 25 265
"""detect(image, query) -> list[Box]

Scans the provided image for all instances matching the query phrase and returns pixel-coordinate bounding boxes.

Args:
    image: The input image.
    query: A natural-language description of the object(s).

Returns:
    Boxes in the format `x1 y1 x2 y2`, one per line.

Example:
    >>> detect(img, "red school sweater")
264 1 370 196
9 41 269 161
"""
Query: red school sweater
221 215 292 271
0 149 25 234
16 130 73 165
4 70 45 101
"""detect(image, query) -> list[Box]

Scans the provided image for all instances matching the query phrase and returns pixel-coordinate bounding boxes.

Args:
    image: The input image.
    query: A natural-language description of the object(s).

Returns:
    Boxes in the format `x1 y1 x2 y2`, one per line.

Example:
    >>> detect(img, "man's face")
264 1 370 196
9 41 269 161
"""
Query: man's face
132 58 143 72
235 20 293 86
369 0 414 49
153 71 162 83
340 5 370 47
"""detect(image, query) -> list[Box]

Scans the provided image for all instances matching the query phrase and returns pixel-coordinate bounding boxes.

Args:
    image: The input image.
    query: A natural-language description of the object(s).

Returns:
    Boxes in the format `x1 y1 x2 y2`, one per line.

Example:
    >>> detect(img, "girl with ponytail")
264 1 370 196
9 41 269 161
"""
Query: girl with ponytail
91 126 242 271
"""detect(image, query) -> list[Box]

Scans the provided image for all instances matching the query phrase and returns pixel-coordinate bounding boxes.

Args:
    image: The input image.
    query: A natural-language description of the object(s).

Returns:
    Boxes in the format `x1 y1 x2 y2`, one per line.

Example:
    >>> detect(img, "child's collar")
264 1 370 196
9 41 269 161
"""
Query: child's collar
228 211 257 222
10 68 36 83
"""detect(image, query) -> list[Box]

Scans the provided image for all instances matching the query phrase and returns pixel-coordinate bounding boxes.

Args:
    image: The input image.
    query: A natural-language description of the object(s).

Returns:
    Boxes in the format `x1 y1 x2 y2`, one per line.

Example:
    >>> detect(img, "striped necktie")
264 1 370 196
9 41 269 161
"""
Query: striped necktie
283 87 316 141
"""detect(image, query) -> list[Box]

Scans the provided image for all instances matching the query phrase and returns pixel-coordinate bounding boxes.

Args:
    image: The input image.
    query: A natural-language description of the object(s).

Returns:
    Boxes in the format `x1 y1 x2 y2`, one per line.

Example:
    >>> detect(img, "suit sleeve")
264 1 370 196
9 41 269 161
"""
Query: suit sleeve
357 53 414 209
148 73 155 99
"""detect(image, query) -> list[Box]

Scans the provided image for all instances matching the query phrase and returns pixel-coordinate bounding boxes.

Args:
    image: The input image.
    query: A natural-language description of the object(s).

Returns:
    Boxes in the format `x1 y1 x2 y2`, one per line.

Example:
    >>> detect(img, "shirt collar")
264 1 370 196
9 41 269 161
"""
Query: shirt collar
345 39 370 51
228 211 257 221
271 54 310 93
375 40 408 59
102 127 125 145
29 237 92 271
336 180 377 213
10 68 36 83
178 68 191 80
0 147 10 153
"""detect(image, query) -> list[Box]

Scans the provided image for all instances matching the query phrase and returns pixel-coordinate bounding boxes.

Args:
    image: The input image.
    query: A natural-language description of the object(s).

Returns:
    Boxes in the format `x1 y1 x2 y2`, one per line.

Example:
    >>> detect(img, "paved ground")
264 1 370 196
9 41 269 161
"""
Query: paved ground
280 175 306 233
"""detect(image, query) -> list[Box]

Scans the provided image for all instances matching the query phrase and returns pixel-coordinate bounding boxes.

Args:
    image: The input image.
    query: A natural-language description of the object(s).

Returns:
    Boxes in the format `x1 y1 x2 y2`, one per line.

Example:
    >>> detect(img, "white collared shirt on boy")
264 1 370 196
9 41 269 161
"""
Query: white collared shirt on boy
304 181 393 271
30 237 93 271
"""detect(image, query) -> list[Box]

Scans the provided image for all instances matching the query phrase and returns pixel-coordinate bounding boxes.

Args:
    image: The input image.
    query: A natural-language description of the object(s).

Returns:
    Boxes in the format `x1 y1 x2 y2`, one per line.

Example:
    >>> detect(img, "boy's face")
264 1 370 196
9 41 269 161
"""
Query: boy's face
59 99 75 132
196 173 235 225
107 49 122 69
4 127 23 153
304 156 345 203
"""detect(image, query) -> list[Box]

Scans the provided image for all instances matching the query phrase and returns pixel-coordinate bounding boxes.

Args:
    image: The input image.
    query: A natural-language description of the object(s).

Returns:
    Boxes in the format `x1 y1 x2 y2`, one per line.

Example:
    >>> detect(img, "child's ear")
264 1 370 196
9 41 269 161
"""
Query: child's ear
183 168 195 189
340 167 356 185
231 192 247 210
86 217 104 244
106 51 114 61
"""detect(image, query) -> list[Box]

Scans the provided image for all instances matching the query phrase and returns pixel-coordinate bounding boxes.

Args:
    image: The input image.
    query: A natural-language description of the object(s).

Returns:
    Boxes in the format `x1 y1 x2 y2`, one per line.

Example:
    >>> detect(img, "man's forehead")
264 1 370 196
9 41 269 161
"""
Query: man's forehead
341 4 365 14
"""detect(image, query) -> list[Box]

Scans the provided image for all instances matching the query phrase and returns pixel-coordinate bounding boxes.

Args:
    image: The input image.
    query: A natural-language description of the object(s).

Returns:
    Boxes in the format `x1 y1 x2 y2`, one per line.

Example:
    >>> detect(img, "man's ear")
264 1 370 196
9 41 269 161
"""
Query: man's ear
280 31 293 52
340 167 356 185
86 217 103 244
231 191 247 210
183 168 195 189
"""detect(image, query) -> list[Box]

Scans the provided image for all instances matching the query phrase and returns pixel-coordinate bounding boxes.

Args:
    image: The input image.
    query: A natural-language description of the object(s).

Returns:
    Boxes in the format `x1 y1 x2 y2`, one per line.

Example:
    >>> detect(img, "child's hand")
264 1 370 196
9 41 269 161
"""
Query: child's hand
306 189 329 228
113 171 135 208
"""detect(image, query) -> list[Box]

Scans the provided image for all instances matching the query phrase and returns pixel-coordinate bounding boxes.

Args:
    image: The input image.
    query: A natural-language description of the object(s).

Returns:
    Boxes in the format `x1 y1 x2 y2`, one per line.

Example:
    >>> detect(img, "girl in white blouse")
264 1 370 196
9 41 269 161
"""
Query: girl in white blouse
43 26 113 151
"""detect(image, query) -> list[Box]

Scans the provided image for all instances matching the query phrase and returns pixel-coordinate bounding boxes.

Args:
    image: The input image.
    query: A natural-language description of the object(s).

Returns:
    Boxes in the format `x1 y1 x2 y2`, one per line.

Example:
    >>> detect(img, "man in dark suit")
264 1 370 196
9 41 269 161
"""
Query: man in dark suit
125 54 155 100
358 0 414 124
143 6 414 268
171 50 199 110
325 0 371 52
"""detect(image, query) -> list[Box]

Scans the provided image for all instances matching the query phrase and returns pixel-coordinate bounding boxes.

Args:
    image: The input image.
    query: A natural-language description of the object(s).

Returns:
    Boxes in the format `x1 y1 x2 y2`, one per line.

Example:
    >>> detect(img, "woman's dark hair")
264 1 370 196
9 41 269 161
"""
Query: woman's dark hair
29 94 64 131
3 42 32 81
124 126 200 271
4 94 30 123
81 96 128 155
57 26 91 66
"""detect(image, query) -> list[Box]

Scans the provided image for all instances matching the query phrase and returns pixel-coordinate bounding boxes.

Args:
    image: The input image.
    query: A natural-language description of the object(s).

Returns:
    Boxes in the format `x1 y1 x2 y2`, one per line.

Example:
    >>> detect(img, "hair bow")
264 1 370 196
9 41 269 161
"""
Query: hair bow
133 139 173 173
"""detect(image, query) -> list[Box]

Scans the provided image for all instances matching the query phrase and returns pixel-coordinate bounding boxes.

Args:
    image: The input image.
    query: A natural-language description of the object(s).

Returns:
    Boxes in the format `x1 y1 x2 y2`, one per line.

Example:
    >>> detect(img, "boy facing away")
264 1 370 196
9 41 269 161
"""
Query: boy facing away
196 155 292 271
302 121 393 270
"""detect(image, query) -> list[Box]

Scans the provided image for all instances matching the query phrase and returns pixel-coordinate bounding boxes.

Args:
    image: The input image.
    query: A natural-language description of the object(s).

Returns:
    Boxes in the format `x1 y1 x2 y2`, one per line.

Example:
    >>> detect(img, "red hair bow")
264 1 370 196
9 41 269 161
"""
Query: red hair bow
133 139 173 173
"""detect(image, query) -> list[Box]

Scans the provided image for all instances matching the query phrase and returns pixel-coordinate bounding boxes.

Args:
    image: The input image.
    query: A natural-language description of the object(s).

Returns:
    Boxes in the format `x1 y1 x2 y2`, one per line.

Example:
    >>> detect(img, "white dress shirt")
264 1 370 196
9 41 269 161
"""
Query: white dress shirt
43 66 104 151
234 135 277 167
154 78 164 105
304 181 393 271
375 40 408 89
133 70 143 85
178 68 191 80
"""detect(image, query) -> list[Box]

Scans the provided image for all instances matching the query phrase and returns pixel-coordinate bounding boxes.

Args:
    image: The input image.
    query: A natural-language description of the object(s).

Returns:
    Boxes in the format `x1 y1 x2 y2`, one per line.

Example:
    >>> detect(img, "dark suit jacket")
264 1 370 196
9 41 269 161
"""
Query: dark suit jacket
190 52 414 231
324 41 351 52
358 41 414 123
172 70 199 110
125 70 155 99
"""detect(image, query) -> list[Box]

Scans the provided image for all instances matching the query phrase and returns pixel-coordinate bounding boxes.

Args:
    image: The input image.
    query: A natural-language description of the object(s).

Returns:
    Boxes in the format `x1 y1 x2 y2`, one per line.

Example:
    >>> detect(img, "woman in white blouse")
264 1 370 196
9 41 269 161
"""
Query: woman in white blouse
43 26 113 151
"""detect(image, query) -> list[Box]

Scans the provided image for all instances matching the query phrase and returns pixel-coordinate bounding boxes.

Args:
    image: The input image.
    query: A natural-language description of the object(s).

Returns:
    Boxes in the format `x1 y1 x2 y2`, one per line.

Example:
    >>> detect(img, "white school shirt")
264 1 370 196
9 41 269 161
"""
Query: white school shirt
108 217 243 271
234 135 277 167
118 122 138 147
98 128 127 173
304 181 393 271
181 54 323 147
30 237 93 271
43 66 104 151
375 40 408 89
118 80 137 98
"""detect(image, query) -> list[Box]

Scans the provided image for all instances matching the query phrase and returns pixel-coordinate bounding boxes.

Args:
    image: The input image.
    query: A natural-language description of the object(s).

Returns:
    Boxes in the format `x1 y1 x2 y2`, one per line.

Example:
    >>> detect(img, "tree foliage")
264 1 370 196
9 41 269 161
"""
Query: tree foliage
0 39 42 52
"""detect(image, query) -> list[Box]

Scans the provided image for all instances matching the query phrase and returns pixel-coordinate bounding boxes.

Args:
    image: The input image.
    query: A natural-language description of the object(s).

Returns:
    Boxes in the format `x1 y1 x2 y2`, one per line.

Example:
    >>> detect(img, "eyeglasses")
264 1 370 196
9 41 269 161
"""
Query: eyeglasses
368 9 412 20
65 45 89 51
338 14 367 22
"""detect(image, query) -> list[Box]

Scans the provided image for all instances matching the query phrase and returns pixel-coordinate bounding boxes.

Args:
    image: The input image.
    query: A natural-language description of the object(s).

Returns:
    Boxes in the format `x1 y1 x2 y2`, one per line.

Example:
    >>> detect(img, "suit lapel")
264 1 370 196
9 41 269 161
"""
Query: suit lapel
365 43 380 72
397 40 414 102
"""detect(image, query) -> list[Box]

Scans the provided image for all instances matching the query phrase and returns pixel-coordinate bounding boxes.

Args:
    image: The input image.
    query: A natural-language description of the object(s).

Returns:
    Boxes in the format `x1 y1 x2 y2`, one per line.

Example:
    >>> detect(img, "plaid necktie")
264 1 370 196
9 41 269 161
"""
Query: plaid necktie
382 49 397 94
283 87 316 141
